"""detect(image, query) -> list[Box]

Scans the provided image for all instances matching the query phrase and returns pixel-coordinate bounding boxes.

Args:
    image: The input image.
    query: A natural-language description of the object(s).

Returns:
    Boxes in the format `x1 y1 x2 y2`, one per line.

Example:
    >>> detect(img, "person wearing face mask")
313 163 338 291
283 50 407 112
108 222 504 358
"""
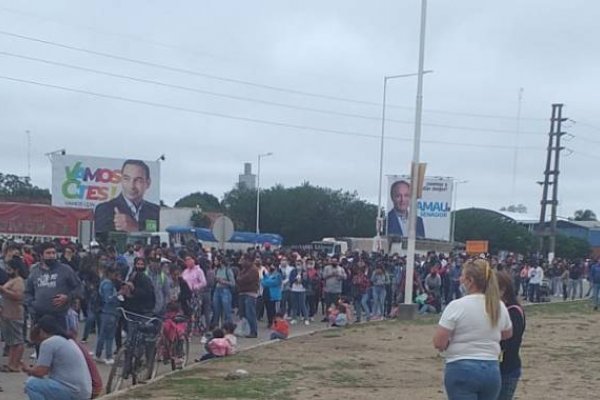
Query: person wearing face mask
433 259 513 400
121 257 156 317
261 263 282 327
145 256 171 317
24 242 83 331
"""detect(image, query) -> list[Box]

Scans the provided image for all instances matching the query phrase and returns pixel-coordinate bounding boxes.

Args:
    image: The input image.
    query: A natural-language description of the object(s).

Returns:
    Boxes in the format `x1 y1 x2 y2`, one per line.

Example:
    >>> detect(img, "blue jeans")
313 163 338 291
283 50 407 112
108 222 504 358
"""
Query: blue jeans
354 293 370 321
95 313 117 359
82 303 100 340
498 369 521 400
291 291 308 320
372 286 386 317
25 377 77 400
238 294 258 336
444 359 501 400
592 283 600 308
211 287 232 327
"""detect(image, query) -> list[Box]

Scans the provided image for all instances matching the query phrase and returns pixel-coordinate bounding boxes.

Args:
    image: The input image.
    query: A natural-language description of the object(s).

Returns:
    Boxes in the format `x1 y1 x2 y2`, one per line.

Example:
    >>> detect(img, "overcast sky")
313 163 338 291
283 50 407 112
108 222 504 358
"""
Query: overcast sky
0 0 598 218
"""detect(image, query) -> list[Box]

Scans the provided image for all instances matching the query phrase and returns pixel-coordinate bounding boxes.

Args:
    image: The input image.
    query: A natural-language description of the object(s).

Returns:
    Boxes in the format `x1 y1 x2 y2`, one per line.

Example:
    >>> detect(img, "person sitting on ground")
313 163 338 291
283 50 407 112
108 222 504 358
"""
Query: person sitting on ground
270 312 290 340
22 315 92 400
197 328 232 361
332 304 348 327
222 322 238 354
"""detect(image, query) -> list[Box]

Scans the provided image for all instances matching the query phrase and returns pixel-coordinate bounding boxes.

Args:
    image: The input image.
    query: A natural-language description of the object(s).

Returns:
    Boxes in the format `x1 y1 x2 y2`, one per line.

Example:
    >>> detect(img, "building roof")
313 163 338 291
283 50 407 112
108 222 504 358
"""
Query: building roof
560 220 600 229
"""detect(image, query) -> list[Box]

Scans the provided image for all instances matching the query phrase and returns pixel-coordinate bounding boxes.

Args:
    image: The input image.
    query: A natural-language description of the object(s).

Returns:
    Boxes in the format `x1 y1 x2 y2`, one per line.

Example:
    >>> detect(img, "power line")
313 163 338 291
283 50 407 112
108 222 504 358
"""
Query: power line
0 73 544 151
0 50 545 137
0 29 546 122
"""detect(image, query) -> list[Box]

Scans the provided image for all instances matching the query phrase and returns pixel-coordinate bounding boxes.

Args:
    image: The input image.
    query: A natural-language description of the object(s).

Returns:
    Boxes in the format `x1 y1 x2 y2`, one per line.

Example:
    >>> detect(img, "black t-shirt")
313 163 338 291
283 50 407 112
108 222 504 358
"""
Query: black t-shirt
500 304 526 375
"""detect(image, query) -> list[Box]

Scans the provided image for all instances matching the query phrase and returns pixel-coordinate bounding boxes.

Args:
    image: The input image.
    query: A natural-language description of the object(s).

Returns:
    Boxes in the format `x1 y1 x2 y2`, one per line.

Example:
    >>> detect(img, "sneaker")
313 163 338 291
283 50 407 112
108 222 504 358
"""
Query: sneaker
29 351 37 359
104 358 115 365
88 351 95 356
290 319 297 325
80 339 88 344
304 320 310 326
94 356 104 363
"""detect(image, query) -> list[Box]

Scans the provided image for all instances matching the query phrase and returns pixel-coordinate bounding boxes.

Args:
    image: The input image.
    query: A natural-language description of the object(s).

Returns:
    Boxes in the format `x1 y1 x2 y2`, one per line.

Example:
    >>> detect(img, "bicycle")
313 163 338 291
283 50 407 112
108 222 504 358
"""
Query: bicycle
155 313 192 371
106 308 161 394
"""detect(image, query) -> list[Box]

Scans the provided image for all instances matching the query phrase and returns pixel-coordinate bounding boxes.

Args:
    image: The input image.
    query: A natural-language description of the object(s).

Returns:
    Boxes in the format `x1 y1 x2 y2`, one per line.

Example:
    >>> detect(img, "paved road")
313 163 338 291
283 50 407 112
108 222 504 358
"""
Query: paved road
0 315 328 400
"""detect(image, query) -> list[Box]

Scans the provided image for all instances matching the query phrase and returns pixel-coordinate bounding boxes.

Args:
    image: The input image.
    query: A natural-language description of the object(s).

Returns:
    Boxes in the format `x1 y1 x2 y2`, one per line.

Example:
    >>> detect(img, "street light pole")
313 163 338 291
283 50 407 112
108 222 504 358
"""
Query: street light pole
376 71 433 251
404 0 428 306
256 152 273 235
450 180 468 243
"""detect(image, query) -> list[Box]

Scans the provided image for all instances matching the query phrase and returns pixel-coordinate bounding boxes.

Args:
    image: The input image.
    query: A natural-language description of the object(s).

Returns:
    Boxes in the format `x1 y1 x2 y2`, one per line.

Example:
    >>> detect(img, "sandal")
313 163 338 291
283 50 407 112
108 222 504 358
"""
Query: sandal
0 365 20 372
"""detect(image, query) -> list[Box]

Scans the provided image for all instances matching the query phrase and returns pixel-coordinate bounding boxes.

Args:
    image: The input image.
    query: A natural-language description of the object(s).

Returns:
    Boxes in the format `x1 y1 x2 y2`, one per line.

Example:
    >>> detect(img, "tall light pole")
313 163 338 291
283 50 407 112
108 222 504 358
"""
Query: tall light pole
376 71 433 251
256 152 273 235
450 180 468 243
404 0 428 306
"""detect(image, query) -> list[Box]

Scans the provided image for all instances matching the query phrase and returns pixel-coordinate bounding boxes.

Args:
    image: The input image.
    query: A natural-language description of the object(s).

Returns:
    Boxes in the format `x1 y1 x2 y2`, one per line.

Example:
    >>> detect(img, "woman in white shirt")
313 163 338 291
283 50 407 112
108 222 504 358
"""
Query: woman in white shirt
433 259 513 400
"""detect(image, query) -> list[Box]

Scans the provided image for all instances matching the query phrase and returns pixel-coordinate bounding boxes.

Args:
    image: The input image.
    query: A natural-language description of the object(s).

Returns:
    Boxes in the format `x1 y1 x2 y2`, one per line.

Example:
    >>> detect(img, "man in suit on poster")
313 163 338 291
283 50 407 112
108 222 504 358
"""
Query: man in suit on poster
94 160 160 233
387 180 425 238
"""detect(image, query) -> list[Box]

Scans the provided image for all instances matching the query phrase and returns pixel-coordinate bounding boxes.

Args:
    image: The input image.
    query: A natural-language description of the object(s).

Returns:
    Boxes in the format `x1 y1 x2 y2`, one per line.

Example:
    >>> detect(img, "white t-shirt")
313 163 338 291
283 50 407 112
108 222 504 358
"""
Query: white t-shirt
438 294 512 364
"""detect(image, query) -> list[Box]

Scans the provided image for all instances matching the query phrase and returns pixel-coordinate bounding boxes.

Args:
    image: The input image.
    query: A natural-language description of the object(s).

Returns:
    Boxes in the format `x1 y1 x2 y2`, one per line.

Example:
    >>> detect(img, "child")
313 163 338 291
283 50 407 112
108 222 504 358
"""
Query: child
332 304 348 327
270 312 290 340
338 296 354 324
95 266 120 364
197 328 232 361
223 322 238 354
327 302 339 326
66 300 80 340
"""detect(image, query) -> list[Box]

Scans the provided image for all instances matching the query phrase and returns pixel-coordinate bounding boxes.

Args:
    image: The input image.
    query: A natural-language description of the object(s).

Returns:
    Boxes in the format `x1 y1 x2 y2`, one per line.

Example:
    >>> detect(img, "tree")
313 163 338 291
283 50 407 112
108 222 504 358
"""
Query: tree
454 209 535 254
554 235 590 259
222 182 377 244
191 211 212 228
573 209 597 221
174 192 222 212
500 204 528 214
0 173 51 204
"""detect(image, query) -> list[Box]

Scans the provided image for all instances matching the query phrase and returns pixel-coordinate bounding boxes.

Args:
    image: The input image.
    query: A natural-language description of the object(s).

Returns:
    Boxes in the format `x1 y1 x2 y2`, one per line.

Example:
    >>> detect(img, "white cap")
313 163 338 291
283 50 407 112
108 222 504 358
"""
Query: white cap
90 241 100 248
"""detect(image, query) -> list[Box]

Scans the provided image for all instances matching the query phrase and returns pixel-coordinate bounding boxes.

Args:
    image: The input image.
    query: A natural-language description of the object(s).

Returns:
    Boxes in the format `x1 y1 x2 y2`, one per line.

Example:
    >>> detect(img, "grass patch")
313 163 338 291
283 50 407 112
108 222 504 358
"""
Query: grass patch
151 369 302 399
525 300 591 316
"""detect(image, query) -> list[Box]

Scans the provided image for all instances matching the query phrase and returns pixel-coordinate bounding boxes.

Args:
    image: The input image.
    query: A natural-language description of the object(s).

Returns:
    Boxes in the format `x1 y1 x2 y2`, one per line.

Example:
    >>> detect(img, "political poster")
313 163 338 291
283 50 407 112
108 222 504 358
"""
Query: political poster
51 154 160 233
386 175 453 241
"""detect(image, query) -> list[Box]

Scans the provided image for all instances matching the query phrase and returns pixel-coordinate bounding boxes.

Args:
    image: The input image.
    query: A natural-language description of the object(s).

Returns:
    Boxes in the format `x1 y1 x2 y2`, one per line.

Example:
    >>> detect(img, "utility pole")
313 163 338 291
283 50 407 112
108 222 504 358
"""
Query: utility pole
537 104 567 262
26 130 31 179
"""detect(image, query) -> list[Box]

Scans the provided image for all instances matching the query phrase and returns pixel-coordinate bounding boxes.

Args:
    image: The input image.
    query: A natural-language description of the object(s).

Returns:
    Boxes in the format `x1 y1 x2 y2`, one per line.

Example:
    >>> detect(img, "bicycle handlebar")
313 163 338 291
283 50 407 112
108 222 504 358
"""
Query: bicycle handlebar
117 307 160 324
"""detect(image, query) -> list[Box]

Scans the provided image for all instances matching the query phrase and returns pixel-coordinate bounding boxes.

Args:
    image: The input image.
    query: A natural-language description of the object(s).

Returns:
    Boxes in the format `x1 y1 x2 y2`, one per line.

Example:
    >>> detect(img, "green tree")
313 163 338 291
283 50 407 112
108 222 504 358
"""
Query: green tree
222 182 376 244
573 209 597 221
174 191 222 212
499 204 528 214
454 209 535 254
191 211 212 228
554 235 590 259
0 173 51 203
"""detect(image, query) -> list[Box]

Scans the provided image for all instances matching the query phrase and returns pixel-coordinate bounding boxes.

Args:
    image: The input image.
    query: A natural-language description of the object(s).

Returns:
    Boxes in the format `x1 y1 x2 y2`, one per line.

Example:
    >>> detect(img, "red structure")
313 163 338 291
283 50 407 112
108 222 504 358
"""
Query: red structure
0 202 93 238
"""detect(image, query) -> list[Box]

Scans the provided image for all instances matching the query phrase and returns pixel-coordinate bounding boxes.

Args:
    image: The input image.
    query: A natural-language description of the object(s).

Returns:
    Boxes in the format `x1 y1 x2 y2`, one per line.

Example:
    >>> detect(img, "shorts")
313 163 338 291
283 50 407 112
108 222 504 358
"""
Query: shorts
0 318 24 346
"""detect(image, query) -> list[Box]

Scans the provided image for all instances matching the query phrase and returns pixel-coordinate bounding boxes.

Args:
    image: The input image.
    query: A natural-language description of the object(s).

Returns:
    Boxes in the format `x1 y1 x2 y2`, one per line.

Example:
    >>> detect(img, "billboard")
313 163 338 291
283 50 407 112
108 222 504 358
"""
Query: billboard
386 175 453 241
52 155 160 233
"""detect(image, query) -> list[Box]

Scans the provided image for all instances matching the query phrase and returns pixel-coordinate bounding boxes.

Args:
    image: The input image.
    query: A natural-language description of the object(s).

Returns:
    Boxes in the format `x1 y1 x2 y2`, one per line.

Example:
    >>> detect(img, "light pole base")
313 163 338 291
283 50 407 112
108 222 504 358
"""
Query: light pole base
397 303 419 320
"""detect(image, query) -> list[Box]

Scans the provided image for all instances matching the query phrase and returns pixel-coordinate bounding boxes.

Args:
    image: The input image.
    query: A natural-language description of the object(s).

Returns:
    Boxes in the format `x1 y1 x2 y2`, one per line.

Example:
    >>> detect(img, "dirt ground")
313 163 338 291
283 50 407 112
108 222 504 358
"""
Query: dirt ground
117 301 600 400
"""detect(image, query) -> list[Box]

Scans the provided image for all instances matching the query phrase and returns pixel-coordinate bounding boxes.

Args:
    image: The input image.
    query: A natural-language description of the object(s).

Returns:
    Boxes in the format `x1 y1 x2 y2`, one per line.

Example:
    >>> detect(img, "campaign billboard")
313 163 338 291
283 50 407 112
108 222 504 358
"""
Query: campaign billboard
386 175 453 241
51 154 160 233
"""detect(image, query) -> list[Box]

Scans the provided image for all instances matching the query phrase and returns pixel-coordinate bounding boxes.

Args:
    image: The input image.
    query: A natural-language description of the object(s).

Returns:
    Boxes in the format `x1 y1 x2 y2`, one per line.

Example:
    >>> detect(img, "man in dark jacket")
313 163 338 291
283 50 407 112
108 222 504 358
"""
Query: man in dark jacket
24 242 83 329
94 160 160 233
122 257 155 316
236 254 260 338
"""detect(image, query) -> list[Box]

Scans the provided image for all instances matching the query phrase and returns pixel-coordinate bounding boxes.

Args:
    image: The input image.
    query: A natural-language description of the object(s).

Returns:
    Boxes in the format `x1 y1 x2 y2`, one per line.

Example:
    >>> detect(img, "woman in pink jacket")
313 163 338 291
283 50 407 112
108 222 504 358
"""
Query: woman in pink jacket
181 255 207 333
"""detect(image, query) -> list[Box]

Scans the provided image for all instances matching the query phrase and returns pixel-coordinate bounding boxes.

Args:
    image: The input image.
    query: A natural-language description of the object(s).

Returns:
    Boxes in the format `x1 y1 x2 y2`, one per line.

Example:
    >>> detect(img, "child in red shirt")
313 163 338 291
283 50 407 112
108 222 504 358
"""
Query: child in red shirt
270 312 290 340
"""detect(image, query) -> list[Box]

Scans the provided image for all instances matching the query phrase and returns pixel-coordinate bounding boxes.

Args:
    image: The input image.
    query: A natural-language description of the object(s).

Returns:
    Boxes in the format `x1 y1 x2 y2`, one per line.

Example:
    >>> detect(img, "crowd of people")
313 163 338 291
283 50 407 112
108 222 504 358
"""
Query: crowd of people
0 237 598 399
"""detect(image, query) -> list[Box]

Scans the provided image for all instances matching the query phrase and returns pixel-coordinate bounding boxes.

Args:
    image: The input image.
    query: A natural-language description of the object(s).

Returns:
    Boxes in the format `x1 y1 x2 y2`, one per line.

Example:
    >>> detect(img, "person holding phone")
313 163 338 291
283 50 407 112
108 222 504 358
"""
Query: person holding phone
24 242 83 331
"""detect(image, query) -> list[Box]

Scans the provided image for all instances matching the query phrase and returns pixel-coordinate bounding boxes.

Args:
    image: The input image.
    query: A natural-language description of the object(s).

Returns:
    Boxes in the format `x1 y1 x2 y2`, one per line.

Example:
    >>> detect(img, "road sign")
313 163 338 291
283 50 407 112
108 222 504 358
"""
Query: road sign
212 216 234 248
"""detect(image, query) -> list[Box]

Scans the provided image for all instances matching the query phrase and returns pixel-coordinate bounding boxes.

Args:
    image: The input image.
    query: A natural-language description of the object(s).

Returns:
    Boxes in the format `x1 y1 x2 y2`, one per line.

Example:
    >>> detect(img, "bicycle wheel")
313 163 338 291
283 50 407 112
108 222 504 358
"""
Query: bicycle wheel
145 343 159 380
106 348 126 394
